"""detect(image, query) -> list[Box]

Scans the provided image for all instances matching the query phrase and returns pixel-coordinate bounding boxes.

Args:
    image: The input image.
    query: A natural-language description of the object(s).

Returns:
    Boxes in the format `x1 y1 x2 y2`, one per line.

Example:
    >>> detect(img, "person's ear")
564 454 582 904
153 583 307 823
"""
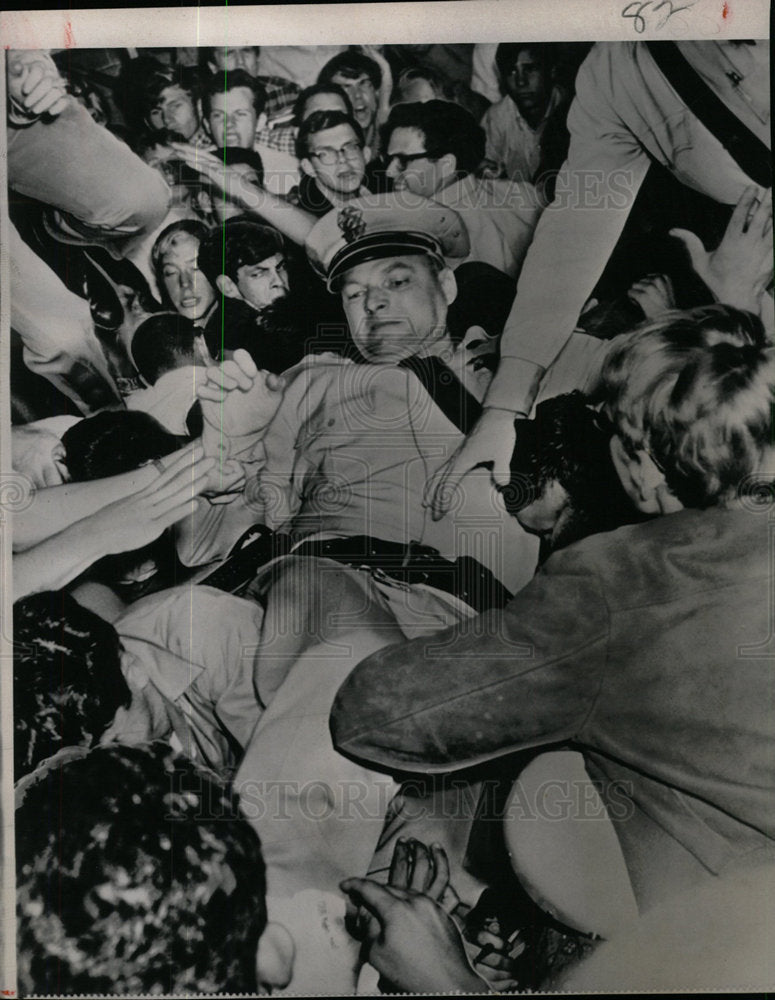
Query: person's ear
257 111 268 131
436 152 457 183
610 436 681 515
300 157 316 178
255 921 295 992
363 145 372 162
438 266 457 306
215 274 242 300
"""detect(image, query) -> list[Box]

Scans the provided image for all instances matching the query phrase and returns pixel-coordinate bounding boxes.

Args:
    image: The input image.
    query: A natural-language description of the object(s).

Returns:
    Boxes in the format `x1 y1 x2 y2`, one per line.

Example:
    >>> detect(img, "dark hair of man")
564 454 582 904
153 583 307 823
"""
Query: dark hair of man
12 592 130 781
130 312 203 385
139 65 200 126
382 100 486 176
446 261 516 346
494 42 552 83
212 145 265 186
295 108 365 161
503 391 637 549
150 219 212 308
16 743 268 995
198 217 284 287
292 82 354 124
201 69 267 119
62 410 184 483
318 50 381 90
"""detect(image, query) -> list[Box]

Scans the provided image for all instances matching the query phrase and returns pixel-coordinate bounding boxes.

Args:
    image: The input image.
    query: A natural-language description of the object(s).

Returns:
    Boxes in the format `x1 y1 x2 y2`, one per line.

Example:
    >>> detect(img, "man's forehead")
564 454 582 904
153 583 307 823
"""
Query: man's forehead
210 87 254 109
157 84 190 106
342 254 431 284
240 252 285 271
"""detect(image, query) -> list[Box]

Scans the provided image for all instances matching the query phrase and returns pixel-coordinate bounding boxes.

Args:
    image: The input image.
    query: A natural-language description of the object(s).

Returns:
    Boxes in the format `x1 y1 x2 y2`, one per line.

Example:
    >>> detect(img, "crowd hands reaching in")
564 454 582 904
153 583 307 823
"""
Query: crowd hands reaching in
7 37 775 996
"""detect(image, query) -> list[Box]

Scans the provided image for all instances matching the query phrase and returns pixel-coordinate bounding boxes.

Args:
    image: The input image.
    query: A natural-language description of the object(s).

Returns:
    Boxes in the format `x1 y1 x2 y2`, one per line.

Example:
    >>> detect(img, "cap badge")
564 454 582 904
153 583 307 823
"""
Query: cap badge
337 205 367 244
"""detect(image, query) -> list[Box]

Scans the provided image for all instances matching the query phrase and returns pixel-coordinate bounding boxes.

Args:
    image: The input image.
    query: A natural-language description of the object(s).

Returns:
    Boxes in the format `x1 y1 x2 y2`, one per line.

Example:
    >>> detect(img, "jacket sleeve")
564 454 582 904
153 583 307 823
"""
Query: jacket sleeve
330 542 611 773
485 43 651 409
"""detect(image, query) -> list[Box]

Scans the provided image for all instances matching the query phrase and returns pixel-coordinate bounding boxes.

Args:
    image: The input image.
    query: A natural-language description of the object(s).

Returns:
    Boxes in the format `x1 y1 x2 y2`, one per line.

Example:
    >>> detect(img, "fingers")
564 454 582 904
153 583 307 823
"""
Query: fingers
408 840 433 892
388 838 411 890
749 187 773 239
231 348 260 380
340 877 411 932
426 843 451 901
146 458 216 518
730 185 760 234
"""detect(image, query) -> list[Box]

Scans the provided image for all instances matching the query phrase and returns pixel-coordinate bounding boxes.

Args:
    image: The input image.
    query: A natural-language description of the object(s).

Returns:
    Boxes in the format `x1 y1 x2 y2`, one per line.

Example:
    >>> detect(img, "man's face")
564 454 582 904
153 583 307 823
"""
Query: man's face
148 84 199 140
385 126 444 199
208 87 258 149
160 233 216 322
330 72 377 133
341 254 455 363
301 91 349 121
236 253 289 312
302 123 366 196
505 49 549 121
211 46 260 77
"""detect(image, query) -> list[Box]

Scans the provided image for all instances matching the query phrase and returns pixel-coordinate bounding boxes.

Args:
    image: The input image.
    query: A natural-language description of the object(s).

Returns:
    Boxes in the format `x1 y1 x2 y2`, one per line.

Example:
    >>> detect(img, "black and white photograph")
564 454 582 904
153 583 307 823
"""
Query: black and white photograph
1 0 773 994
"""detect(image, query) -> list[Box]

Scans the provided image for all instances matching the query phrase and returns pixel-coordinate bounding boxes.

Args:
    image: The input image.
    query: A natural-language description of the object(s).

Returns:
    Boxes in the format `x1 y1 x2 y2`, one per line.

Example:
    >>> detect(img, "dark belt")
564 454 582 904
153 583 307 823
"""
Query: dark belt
291 535 512 613
201 527 512 613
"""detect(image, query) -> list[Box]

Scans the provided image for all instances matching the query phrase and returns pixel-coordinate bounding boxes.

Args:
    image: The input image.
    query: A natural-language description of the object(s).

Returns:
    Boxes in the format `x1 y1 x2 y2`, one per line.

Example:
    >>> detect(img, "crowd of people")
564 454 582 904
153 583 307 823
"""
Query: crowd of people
6 38 774 995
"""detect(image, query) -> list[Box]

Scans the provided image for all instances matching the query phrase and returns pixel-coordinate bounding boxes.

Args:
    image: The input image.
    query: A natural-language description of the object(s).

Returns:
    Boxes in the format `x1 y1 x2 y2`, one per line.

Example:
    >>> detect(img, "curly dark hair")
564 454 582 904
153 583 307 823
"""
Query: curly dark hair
16 743 268 995
12 592 130 780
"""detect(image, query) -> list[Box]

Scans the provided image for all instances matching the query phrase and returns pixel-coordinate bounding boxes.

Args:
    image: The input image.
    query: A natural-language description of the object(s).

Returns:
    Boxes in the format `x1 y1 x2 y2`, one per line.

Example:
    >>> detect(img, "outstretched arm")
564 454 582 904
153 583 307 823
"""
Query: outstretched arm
14 446 215 598
169 143 317 246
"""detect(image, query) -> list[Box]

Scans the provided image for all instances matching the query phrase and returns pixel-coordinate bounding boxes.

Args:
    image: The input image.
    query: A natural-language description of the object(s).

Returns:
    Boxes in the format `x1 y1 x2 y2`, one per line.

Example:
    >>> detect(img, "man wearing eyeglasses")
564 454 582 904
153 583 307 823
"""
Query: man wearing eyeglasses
382 99 542 280
295 109 375 216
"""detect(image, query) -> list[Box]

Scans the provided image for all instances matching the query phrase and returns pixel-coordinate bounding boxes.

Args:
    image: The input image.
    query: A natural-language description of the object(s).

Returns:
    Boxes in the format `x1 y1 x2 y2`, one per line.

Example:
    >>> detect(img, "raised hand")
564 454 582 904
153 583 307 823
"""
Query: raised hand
670 186 773 317
340 877 488 994
197 349 286 445
425 407 517 519
7 50 69 120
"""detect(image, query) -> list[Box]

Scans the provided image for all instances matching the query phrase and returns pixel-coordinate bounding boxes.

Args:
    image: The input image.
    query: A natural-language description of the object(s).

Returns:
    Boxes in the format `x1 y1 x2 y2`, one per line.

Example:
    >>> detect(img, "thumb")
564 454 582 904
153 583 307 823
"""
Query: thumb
669 228 707 273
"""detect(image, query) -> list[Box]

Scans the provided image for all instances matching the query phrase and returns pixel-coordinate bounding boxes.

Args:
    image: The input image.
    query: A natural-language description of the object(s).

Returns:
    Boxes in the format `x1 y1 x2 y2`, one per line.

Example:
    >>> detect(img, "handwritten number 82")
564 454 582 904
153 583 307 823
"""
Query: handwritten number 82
622 0 698 33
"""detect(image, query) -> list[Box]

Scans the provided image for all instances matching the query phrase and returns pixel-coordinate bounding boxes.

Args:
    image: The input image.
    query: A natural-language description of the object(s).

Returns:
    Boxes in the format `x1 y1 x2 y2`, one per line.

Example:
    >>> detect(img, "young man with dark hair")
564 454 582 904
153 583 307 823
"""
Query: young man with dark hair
318 49 382 149
482 43 569 184
201 69 268 150
197 218 307 372
140 65 206 144
16 743 295 994
382 100 542 279
202 44 299 151
295 109 371 216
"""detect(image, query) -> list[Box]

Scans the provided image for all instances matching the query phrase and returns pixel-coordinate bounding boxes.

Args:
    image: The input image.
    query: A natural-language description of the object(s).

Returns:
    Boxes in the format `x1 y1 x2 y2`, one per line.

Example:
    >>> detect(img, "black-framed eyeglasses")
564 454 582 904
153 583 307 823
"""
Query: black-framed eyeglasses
385 150 433 171
309 141 363 165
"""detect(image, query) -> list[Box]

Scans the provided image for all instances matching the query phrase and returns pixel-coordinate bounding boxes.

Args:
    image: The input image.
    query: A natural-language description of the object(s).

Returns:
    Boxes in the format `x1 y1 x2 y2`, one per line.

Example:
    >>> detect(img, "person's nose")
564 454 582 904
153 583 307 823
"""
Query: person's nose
364 285 388 314
385 156 402 180
180 268 195 291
